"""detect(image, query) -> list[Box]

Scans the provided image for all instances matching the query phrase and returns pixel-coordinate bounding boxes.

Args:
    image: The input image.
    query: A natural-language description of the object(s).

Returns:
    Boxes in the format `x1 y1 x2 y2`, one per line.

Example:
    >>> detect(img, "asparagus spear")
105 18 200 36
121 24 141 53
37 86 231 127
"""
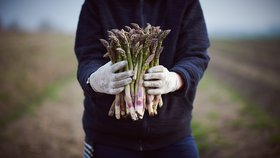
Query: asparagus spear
135 54 155 118
116 48 138 120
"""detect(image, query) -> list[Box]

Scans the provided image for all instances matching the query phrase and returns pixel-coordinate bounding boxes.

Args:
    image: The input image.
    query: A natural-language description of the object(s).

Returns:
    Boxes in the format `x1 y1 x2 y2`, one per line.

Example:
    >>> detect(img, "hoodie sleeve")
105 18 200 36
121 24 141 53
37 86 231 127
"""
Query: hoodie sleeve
74 0 107 96
170 0 210 97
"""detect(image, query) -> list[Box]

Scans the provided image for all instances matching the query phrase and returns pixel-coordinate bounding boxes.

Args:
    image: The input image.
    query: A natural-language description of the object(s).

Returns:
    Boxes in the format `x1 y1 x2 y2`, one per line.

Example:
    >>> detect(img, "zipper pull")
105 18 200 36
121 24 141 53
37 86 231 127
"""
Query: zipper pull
139 139 143 151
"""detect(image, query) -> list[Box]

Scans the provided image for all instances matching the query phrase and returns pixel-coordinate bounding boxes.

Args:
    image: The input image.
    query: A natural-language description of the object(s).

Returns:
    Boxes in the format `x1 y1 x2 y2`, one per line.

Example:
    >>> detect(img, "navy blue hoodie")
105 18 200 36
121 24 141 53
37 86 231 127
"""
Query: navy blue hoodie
75 0 210 151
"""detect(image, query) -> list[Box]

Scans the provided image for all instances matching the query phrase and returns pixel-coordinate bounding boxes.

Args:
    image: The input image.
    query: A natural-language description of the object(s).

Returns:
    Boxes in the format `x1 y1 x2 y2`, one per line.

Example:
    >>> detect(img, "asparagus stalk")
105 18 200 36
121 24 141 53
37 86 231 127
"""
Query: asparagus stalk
146 38 158 116
134 48 144 112
151 30 170 111
116 48 138 120
120 90 126 117
136 54 155 118
108 100 115 117
100 38 121 118
114 44 123 119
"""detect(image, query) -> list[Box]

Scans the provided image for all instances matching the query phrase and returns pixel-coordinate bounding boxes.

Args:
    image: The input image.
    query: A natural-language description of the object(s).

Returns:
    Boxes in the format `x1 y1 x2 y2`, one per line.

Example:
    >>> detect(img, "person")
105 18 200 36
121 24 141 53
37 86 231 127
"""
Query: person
74 0 210 157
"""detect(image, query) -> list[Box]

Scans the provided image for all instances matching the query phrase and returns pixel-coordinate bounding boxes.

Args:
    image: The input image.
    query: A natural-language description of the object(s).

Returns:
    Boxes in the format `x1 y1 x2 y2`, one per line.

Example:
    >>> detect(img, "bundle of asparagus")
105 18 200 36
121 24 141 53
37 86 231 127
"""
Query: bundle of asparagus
100 23 170 121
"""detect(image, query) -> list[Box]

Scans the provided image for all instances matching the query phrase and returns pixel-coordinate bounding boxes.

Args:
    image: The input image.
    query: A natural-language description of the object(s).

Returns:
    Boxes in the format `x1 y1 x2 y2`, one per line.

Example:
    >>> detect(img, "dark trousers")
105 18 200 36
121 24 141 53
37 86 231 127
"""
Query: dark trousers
83 136 199 158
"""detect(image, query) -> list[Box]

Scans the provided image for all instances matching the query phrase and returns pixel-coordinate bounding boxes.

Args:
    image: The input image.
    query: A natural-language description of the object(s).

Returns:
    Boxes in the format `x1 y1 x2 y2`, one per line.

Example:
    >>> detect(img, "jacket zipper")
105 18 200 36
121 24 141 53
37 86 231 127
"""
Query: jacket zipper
138 114 150 151
140 0 144 27
139 139 143 151
139 120 148 151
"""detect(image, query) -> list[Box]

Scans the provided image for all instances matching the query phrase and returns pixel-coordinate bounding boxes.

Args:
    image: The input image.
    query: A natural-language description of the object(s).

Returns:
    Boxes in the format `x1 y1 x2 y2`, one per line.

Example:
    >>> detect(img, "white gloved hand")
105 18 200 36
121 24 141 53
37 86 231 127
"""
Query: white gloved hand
143 65 183 95
89 61 133 95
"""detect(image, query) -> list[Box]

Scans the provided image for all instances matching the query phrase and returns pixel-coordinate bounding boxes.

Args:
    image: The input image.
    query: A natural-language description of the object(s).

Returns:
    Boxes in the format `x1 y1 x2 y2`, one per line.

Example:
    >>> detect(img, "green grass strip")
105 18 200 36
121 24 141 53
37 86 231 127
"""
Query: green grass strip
0 73 76 129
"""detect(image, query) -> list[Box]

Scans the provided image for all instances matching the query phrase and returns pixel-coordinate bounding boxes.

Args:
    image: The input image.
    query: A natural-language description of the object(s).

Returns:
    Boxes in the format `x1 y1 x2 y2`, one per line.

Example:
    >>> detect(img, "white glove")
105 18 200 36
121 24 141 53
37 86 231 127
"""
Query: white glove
89 61 133 95
143 65 183 95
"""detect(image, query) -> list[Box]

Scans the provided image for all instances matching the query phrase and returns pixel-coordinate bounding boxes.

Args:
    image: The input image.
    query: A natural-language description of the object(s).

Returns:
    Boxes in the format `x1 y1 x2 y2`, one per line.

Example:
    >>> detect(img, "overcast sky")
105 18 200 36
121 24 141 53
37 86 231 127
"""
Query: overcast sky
200 0 280 36
0 0 280 37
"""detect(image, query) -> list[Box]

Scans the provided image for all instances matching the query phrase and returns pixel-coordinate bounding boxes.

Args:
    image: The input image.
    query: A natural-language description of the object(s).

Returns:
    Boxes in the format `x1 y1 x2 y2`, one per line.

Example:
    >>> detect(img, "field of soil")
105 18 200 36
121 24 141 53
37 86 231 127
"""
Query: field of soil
208 39 280 118
0 32 279 158
0 31 76 128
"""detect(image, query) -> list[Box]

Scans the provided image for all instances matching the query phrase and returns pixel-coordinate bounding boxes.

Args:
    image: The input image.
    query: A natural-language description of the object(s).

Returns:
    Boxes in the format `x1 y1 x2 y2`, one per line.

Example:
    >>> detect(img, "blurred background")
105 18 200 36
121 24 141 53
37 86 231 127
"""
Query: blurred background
0 0 279 157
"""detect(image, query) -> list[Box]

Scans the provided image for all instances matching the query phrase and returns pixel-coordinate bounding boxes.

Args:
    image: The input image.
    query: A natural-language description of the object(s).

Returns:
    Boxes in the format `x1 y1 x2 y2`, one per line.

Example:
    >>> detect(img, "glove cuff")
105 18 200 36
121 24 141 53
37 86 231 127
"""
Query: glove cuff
170 72 184 92
88 72 101 93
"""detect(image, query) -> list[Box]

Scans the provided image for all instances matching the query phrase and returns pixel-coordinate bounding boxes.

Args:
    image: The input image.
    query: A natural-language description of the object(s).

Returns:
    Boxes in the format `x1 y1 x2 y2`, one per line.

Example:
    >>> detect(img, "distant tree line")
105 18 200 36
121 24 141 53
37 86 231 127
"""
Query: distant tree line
0 16 2 30
0 17 56 33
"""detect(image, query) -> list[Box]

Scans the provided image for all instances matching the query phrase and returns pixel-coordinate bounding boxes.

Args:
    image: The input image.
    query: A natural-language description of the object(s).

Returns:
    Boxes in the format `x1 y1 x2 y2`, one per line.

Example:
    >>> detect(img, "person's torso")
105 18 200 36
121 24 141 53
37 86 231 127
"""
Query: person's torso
83 0 195 150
